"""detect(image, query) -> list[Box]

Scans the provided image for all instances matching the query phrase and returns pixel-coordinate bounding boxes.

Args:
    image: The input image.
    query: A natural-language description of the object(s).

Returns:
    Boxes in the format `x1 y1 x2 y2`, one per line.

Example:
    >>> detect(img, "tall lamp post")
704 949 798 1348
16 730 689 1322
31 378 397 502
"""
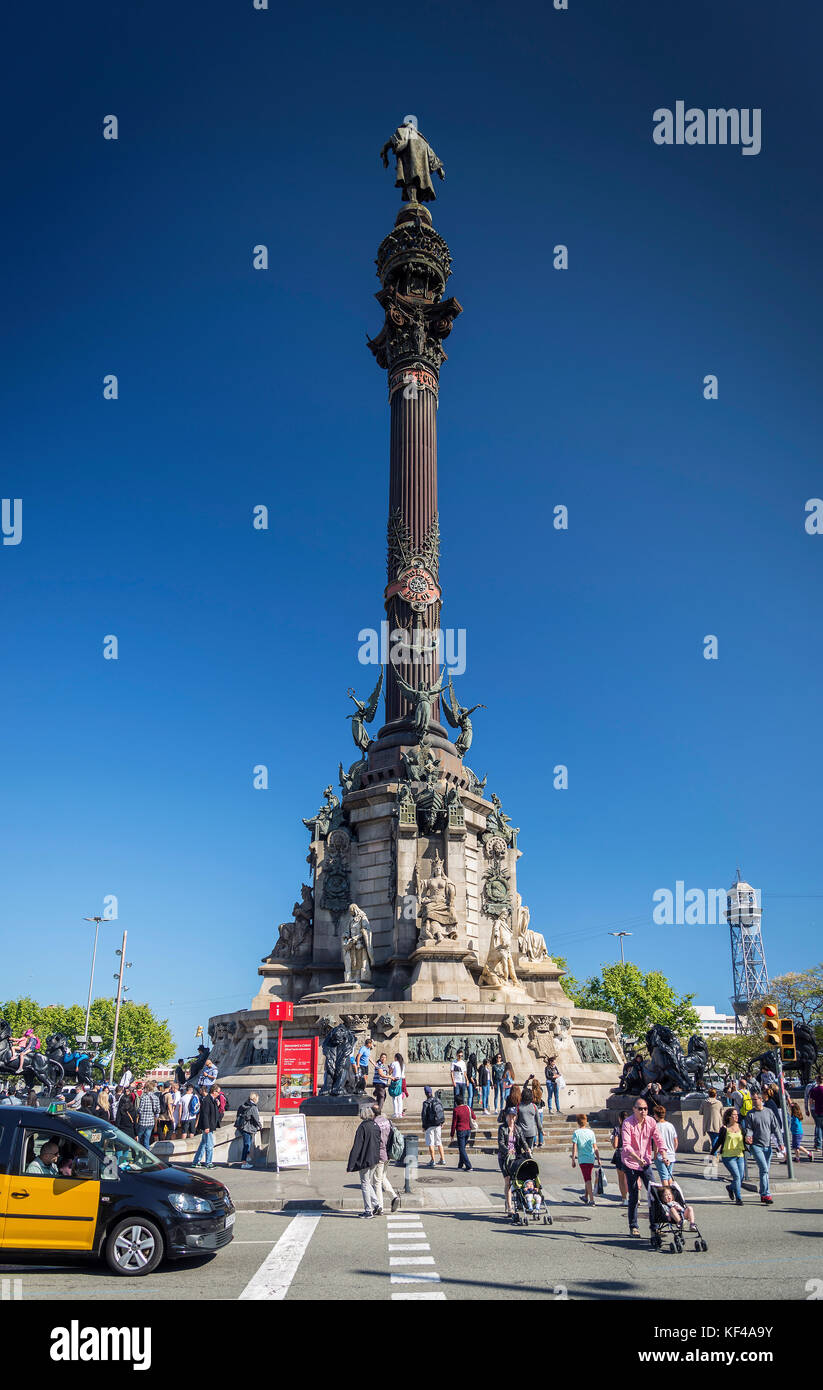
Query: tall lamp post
109 931 132 1085
82 916 107 1044
609 931 632 966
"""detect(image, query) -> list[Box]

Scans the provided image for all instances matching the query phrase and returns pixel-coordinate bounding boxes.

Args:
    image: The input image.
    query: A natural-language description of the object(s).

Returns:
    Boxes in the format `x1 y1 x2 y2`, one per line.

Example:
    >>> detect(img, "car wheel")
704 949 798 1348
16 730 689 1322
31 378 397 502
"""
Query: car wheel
105 1216 164 1276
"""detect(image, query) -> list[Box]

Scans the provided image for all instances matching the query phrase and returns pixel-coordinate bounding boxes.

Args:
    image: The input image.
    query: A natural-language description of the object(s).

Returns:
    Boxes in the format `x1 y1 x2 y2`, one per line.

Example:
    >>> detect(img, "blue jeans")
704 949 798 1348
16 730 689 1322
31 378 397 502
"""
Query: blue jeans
749 1143 772 1195
466 1084 474 1110
545 1081 560 1112
722 1154 744 1200
813 1114 823 1149
481 1084 491 1111
626 1164 653 1228
493 1082 503 1110
536 1106 544 1145
240 1131 253 1162
137 1125 153 1149
456 1130 472 1169
454 1085 467 1105
194 1130 214 1166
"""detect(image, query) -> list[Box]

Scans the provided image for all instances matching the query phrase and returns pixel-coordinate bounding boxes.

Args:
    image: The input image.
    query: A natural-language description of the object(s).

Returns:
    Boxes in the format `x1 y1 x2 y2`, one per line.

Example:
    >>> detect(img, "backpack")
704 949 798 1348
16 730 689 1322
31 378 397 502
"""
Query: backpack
388 1124 405 1162
739 1090 752 1115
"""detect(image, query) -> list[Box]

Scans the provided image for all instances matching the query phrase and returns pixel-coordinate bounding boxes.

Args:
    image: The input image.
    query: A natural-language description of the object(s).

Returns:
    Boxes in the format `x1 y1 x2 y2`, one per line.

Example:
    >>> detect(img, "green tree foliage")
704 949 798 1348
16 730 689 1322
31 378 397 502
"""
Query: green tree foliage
769 965 823 1030
0 997 173 1079
551 954 582 1003
573 962 700 1040
705 1033 765 1078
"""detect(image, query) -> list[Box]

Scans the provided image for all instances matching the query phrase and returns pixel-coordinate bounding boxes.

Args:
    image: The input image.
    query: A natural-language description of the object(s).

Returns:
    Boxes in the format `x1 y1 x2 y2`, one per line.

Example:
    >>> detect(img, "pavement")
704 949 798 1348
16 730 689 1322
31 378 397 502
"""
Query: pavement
4 1149 820 1302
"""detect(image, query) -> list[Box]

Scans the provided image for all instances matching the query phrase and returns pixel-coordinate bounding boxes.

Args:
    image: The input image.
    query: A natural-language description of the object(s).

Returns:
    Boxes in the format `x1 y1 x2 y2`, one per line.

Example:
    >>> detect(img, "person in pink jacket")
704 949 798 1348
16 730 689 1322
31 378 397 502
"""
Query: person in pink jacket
620 1098 667 1236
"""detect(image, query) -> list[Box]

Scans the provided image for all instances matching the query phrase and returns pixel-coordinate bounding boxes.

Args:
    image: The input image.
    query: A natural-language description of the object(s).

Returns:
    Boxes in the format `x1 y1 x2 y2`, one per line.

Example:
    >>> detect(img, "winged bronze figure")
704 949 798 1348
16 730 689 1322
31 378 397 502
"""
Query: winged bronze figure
441 677 485 759
394 668 449 736
346 666 384 753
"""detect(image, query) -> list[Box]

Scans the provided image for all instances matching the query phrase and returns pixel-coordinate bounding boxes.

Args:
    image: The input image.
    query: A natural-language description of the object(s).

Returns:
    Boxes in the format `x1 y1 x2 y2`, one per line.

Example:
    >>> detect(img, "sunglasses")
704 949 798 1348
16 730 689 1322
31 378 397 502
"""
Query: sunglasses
634 1104 648 1111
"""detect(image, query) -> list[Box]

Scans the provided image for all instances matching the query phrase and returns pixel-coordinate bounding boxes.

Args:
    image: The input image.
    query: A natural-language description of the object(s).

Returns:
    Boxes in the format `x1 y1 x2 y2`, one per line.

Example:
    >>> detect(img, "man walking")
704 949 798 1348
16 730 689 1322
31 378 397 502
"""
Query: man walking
422 1085 446 1168
136 1082 159 1149
192 1086 219 1169
544 1058 561 1114
620 1097 667 1237
451 1048 468 1104
806 1072 823 1153
450 1094 476 1171
743 1091 784 1205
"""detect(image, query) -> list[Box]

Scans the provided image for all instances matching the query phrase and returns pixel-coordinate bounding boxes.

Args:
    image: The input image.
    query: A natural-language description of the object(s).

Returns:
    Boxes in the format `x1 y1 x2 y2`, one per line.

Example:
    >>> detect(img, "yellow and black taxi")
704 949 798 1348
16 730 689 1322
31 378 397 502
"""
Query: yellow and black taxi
0 1106 235 1276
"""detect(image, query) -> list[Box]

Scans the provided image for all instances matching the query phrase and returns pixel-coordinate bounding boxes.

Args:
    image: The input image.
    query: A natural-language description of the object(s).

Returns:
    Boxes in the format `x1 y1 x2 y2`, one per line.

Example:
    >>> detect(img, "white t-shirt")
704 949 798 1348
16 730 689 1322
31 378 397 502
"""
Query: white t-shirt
390 1061 403 1081
658 1120 678 1159
451 1060 467 1086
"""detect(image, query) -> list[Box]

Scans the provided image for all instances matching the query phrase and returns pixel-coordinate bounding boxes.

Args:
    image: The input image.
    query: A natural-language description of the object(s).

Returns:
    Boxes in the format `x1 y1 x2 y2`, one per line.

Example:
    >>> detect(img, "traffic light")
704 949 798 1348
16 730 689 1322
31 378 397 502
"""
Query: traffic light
779 1018 796 1063
761 1004 780 1050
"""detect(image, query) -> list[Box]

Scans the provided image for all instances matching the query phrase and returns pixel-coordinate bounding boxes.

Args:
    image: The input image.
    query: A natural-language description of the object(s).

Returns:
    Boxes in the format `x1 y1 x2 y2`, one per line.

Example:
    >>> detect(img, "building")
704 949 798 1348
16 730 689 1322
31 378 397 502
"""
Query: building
694 1005 737 1036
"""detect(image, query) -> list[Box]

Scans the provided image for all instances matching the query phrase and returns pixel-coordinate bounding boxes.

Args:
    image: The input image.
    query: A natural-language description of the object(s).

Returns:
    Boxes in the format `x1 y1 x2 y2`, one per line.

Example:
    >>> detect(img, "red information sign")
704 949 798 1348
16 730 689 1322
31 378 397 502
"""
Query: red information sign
277 1036 316 1110
269 1002 294 1021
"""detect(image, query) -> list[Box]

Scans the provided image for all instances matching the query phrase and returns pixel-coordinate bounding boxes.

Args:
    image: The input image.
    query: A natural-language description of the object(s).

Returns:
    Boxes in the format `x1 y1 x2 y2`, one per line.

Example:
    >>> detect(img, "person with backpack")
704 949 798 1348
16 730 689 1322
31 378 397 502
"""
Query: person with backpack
235 1091 262 1167
422 1085 446 1167
371 1098 402 1213
347 1104 383 1218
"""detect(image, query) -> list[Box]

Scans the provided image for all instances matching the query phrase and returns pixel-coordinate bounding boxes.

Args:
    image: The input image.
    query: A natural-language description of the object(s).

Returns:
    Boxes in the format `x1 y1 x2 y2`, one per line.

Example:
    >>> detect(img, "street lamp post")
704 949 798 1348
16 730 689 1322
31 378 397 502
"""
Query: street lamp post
109 931 132 1085
82 916 106 1044
609 931 632 966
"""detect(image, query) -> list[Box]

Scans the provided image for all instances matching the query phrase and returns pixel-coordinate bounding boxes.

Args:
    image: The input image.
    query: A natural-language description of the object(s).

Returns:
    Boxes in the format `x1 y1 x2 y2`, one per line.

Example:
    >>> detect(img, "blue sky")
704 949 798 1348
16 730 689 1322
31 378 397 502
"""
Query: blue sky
2 0 821 1053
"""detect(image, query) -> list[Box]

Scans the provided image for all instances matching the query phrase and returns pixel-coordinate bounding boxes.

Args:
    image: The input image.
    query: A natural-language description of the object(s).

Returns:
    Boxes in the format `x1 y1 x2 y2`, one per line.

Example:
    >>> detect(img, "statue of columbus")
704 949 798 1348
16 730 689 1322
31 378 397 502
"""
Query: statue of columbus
380 115 445 203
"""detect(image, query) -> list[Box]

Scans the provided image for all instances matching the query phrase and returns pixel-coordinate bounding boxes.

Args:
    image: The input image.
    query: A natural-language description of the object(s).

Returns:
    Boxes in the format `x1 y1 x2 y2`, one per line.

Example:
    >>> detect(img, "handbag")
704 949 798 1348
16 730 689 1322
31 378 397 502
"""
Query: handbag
595 1165 607 1195
469 1113 478 1133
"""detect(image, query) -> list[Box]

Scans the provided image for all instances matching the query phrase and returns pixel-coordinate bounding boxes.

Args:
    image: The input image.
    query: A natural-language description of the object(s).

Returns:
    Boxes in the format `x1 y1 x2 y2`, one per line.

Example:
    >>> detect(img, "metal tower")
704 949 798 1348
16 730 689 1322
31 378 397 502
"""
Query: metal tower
725 868 770 1032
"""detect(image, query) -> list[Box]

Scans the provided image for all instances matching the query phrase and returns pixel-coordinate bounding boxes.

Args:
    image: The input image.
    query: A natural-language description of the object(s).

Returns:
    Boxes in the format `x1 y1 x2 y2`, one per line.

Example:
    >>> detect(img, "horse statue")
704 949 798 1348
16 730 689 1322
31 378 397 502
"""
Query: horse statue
0 1020 64 1097
44 1033 105 1088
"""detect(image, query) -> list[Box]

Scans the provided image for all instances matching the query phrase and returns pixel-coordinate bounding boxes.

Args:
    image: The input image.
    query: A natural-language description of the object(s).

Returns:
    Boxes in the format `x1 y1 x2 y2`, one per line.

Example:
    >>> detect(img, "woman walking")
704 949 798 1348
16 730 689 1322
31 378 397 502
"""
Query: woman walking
571 1113 600 1206
346 1104 383 1218
498 1104 531 1219
532 1080 545 1148
789 1102 815 1162
389 1053 405 1119
517 1086 539 1150
711 1106 745 1205
492 1053 505 1111
610 1109 629 1204
479 1057 492 1114
466 1052 478 1111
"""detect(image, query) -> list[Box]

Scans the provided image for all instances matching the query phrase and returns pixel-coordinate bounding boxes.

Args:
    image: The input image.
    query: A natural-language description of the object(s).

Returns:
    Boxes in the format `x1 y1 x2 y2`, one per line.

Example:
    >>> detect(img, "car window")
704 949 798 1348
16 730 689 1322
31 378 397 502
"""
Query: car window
19 1129 99 1180
73 1120 164 1175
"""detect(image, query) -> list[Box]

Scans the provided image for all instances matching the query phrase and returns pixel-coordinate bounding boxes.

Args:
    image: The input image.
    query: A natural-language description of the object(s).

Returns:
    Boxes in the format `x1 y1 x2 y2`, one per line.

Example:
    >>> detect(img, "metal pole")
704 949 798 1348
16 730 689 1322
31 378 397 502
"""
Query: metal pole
776 1053 795 1180
83 918 102 1044
619 937 626 966
109 930 127 1086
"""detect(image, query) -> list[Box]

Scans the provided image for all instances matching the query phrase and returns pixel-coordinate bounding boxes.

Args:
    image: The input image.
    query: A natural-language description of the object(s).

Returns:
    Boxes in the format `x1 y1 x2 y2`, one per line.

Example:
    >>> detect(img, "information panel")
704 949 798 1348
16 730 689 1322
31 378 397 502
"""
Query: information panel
270 1113 310 1172
278 1037 316 1109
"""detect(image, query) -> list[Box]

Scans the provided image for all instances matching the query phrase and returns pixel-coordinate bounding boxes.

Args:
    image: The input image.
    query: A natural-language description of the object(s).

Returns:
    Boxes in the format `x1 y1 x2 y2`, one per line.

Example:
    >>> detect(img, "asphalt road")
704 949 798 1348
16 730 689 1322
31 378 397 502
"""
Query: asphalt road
2 1176 821 1302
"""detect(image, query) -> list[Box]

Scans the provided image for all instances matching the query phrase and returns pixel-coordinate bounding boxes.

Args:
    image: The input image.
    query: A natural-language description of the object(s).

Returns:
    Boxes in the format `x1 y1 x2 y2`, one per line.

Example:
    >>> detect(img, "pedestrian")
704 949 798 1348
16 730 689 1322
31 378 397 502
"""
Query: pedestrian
174 1058 187 1087
571 1113 600 1206
498 1103 531 1218
610 1109 629 1204
136 1082 159 1148
357 1036 372 1080
466 1052 478 1110
479 1057 492 1114
347 1103 383 1218
501 1062 515 1108
171 1082 183 1136
111 1086 123 1122
372 1052 390 1091
711 1106 745 1204
621 1096 667 1236
700 1087 723 1152
743 1092 784 1204
371 1098 401 1213
192 1086 219 1169
789 1102 814 1162
119 1065 134 1089
212 1085 227 1125
763 1086 785 1155
199 1055 218 1090
492 1053 505 1111
157 1084 175 1141
96 1088 112 1121
117 1089 139 1138
184 1085 200 1136
389 1053 405 1119
235 1091 262 1167
652 1104 678 1181
544 1057 561 1114
451 1048 468 1104
422 1085 446 1168
532 1080 545 1148
806 1072 823 1153
450 1094 476 1171
517 1086 539 1150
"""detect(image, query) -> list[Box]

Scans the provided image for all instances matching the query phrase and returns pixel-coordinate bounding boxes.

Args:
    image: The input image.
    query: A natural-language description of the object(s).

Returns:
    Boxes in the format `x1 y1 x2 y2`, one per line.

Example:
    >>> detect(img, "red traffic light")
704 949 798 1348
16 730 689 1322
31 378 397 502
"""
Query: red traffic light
761 1004 778 1019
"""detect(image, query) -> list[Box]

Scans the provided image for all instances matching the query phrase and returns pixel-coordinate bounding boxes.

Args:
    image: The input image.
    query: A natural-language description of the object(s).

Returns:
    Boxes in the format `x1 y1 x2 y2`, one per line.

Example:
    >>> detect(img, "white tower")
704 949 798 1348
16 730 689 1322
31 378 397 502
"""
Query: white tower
725 867 770 1032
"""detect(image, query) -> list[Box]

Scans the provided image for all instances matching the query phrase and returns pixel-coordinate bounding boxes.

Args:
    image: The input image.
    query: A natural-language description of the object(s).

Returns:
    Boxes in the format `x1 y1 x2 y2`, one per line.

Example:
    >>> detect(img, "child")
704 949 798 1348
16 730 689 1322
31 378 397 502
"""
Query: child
789 1103 814 1161
571 1112 599 1206
522 1178 543 1212
658 1180 698 1231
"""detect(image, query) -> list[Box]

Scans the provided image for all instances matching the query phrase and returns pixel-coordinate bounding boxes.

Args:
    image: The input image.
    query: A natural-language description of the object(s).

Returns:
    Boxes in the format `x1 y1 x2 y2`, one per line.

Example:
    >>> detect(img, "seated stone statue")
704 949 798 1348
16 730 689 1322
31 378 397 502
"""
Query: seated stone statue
419 853 459 942
515 894 549 962
479 910 518 987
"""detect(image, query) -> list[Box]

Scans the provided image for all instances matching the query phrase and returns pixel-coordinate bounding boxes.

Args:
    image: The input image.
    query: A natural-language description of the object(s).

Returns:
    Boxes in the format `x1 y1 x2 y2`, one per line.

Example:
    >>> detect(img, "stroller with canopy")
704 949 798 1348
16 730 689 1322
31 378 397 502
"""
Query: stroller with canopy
508 1156 552 1226
647 1177 708 1253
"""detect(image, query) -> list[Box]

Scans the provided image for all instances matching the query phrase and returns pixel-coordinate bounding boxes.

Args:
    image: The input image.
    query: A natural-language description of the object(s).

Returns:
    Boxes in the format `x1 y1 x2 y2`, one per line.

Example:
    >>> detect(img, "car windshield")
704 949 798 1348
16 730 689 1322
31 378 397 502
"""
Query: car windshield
72 1121 165 1173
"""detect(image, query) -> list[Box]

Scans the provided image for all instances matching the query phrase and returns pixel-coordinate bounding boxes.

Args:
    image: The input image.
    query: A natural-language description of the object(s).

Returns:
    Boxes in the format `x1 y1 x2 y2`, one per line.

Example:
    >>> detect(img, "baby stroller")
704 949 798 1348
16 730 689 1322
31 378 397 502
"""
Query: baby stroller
508 1156 552 1226
647 1177 708 1254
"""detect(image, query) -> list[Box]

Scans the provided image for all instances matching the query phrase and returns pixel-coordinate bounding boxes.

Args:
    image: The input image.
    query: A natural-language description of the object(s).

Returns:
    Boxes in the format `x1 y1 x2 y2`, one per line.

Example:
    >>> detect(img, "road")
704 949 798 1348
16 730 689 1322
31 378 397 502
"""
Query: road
3 1169 821 1302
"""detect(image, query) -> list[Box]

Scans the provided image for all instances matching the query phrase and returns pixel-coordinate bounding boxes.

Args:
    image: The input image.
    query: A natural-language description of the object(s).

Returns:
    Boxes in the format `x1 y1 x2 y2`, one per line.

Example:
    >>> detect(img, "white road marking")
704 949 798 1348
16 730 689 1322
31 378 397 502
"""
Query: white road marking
391 1271 441 1283
389 1244 430 1252
238 1213 321 1301
390 1256 435 1266
386 1229 427 1237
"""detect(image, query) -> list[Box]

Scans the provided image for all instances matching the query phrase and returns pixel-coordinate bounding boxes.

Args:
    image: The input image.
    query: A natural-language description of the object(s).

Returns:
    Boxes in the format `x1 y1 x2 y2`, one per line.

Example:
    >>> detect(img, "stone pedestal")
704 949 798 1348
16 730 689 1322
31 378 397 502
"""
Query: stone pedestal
407 944 478 1001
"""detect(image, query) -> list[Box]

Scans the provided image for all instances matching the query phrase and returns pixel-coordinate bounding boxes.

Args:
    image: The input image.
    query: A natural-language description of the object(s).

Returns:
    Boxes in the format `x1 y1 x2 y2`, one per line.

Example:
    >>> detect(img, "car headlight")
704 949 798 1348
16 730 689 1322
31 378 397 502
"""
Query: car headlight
167 1192 213 1214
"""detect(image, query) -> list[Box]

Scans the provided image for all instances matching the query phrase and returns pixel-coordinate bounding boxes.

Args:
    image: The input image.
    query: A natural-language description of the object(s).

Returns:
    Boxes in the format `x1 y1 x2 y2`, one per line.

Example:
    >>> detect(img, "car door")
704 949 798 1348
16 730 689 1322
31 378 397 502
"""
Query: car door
2 1127 100 1252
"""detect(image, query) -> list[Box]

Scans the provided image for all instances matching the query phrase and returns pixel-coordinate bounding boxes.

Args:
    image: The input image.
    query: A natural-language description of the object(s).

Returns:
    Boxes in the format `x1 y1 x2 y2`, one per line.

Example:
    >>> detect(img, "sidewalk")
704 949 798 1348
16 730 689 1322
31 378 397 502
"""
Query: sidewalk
175 1148 823 1212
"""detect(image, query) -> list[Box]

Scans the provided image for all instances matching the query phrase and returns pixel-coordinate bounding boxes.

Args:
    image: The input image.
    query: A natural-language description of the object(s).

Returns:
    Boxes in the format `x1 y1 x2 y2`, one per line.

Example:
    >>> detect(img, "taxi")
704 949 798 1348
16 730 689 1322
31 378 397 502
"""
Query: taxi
0 1106 235 1276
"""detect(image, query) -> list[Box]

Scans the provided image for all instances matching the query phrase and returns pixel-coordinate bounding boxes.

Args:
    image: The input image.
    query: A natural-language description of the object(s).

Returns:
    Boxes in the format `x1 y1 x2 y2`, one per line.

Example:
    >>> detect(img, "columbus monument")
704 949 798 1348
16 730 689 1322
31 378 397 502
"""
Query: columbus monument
209 118 623 1137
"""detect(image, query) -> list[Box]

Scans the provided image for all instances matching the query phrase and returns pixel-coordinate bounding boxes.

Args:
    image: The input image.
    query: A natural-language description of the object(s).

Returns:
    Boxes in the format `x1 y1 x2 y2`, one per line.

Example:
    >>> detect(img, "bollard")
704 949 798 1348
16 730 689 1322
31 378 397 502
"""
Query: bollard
404 1133 419 1194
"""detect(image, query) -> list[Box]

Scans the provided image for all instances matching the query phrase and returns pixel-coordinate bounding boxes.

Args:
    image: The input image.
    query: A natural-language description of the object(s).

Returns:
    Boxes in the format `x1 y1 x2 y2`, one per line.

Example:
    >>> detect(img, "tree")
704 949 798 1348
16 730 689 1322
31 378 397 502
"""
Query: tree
0 996 174 1079
705 1033 765 1078
551 954 582 1003
769 966 823 1029
573 962 700 1041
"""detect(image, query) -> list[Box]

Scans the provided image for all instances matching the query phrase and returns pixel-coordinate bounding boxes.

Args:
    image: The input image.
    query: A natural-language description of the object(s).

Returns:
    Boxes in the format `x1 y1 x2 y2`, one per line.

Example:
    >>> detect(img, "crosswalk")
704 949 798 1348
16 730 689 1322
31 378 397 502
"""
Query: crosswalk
386 1213 446 1300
